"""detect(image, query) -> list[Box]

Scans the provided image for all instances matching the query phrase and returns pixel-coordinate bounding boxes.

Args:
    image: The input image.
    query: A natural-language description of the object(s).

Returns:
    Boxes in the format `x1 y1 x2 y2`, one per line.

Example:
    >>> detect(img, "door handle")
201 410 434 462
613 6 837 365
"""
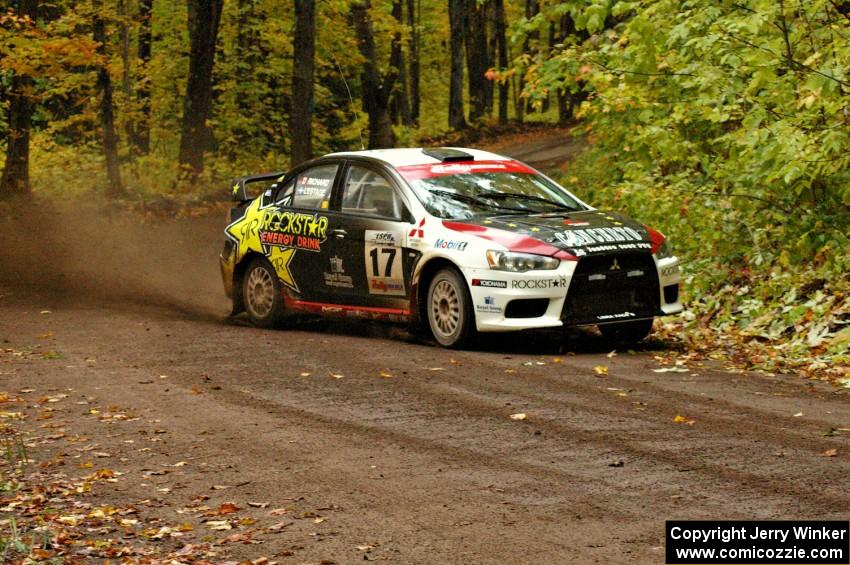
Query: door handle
332 228 347 239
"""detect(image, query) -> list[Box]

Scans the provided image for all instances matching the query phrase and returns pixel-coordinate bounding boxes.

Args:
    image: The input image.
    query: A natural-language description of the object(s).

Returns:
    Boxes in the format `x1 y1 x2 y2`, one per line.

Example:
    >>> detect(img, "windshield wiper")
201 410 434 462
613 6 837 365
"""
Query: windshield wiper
424 188 527 213
478 190 580 212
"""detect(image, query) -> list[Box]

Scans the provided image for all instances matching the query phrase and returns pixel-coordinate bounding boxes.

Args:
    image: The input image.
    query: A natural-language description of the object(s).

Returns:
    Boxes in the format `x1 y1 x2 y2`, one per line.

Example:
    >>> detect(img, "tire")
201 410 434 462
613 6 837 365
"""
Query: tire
598 318 653 344
241 257 285 328
426 268 476 348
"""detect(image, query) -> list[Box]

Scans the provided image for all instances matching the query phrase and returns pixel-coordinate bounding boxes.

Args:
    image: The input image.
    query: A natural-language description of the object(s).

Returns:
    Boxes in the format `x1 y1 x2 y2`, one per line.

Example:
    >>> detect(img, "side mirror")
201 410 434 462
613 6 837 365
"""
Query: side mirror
230 172 287 202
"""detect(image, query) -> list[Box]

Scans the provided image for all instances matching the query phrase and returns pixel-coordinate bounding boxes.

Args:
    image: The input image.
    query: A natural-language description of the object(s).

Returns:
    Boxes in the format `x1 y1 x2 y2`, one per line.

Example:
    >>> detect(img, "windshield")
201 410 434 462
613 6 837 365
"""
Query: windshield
396 160 585 220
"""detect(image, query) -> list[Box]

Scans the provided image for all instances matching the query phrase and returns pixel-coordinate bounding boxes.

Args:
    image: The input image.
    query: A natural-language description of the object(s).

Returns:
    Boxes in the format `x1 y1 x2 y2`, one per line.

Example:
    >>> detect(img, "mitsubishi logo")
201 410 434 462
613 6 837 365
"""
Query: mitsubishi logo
610 258 621 271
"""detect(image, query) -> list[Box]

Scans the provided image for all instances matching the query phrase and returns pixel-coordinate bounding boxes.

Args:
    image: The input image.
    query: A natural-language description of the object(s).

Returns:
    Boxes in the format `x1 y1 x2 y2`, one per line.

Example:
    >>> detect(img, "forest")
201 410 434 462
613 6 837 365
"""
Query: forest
1 0 849 375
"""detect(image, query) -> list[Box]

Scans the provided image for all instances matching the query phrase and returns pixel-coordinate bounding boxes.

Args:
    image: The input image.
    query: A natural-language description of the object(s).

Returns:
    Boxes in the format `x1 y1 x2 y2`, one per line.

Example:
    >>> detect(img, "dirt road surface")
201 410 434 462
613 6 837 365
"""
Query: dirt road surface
1 131 848 563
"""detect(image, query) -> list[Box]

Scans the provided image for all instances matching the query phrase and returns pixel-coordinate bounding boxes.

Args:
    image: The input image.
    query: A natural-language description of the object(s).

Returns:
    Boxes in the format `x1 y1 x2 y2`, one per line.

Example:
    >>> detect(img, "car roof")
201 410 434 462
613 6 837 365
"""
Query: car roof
326 147 512 169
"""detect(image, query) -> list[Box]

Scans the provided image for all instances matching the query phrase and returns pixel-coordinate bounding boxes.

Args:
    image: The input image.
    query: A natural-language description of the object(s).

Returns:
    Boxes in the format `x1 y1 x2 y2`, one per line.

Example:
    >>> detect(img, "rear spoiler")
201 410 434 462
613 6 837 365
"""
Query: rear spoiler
230 171 287 202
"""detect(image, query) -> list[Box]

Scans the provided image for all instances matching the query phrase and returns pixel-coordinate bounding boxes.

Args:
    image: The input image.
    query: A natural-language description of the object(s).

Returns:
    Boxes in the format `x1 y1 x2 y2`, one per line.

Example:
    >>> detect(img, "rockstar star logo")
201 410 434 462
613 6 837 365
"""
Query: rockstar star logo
225 198 265 258
268 247 298 292
307 217 319 237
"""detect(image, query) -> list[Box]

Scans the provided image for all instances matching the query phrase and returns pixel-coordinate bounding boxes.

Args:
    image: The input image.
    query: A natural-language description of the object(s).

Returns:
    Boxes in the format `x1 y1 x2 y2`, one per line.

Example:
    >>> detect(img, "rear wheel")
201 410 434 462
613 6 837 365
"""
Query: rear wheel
598 318 653 344
242 257 285 328
427 268 476 348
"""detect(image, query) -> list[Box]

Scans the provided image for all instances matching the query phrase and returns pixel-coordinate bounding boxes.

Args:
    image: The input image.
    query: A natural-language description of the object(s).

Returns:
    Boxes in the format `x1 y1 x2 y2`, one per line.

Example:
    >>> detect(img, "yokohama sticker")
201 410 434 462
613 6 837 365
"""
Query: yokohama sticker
471 279 507 288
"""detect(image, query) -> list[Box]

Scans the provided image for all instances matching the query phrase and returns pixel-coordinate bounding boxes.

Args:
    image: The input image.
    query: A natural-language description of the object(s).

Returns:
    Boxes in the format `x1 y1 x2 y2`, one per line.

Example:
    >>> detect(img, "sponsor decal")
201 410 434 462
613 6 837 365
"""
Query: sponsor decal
409 218 425 238
434 238 468 251
610 258 621 271
396 160 535 181
224 199 301 292
365 230 406 296
369 231 397 246
259 210 328 252
511 277 568 289
471 279 507 288
323 256 354 289
568 241 652 256
661 265 679 277
554 226 643 248
370 278 405 295
476 295 502 314
597 311 636 320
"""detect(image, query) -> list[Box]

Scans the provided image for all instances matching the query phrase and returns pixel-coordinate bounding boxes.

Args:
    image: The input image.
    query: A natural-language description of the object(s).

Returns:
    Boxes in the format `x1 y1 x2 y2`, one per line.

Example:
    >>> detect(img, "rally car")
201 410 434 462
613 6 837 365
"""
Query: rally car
220 147 682 347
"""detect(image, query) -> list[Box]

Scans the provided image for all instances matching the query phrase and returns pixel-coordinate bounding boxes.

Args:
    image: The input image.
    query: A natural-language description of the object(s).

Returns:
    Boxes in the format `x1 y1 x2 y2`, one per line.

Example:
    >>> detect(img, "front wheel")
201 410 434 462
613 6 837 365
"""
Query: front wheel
598 318 653 344
242 257 285 328
426 268 476 348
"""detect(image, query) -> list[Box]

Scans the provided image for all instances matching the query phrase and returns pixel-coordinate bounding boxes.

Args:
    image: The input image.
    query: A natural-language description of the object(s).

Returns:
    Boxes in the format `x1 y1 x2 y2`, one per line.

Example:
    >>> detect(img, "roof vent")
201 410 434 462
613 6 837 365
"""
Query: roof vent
422 147 475 162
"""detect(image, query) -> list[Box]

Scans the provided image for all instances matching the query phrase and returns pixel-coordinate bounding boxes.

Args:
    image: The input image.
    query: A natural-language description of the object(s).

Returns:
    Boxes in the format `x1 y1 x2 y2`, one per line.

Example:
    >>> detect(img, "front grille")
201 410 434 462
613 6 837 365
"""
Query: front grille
505 298 549 319
562 253 660 325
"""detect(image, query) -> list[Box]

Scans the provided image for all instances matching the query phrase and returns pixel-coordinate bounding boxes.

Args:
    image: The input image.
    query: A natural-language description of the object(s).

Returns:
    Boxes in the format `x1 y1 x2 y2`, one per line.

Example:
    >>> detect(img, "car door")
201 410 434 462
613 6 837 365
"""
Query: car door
322 162 414 309
262 162 340 302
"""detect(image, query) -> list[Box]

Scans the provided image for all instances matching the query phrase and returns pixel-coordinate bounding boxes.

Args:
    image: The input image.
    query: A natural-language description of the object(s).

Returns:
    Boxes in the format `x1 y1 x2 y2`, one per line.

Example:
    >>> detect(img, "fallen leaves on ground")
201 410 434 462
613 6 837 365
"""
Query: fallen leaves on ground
0 387 345 563
673 415 696 426
509 413 527 421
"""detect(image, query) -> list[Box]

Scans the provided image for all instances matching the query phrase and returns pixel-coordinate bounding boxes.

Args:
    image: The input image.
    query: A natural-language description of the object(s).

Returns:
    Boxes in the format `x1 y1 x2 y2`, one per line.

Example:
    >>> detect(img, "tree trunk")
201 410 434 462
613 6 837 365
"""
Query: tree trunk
541 21 555 113
0 0 38 199
464 0 488 122
393 0 412 126
290 0 315 166
406 0 420 125
556 14 570 124
352 0 397 148
494 0 508 124
118 0 134 160
93 0 124 196
134 0 152 154
483 0 496 116
516 0 539 122
178 0 224 177
447 0 466 130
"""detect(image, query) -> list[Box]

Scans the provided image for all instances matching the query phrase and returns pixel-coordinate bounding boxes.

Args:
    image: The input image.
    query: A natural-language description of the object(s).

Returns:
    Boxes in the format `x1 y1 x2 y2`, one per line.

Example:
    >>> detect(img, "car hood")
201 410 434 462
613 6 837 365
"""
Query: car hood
443 210 659 257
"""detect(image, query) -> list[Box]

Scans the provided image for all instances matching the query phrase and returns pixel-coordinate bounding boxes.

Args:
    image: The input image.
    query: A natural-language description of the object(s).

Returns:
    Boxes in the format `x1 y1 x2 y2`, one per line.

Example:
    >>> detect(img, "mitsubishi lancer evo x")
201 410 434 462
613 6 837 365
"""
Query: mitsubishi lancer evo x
220 147 682 348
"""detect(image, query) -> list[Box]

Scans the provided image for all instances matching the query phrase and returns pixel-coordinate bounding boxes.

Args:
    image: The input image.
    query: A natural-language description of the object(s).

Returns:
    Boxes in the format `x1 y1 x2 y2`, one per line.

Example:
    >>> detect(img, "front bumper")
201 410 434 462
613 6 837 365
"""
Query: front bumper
463 263 575 332
462 254 683 333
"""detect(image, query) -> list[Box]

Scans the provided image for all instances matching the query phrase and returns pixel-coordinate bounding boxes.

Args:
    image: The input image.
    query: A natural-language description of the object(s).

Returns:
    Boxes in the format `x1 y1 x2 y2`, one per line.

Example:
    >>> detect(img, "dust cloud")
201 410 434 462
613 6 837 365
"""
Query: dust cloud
0 199 231 320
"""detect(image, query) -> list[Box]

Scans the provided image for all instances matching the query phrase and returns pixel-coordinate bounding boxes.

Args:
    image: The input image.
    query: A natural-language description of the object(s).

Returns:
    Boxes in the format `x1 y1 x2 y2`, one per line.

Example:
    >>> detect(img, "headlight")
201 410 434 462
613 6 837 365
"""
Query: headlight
486 250 559 272
655 239 673 259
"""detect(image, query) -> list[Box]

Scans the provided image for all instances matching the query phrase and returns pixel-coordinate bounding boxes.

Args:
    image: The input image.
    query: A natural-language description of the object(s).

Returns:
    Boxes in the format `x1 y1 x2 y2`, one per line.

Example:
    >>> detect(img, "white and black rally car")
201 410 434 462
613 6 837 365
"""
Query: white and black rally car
220 147 682 347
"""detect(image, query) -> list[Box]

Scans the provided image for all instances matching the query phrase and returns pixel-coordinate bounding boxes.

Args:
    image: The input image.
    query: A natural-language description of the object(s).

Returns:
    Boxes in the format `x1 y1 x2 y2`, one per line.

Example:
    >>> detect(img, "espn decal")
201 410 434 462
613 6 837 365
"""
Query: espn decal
471 279 507 288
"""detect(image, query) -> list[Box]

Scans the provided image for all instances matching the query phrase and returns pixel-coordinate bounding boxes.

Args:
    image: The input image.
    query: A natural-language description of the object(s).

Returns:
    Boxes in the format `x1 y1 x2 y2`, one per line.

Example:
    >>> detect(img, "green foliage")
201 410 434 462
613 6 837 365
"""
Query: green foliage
528 0 850 375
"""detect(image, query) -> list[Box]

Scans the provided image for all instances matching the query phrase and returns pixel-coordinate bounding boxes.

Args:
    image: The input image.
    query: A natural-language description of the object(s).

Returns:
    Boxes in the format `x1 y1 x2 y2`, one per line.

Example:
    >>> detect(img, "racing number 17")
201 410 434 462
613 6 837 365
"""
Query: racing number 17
369 248 396 277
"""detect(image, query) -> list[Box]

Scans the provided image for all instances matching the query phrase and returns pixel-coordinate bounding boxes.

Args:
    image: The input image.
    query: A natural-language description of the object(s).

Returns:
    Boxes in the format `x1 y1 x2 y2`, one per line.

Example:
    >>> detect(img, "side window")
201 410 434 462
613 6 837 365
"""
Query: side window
291 164 338 210
341 165 403 220
273 177 296 206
